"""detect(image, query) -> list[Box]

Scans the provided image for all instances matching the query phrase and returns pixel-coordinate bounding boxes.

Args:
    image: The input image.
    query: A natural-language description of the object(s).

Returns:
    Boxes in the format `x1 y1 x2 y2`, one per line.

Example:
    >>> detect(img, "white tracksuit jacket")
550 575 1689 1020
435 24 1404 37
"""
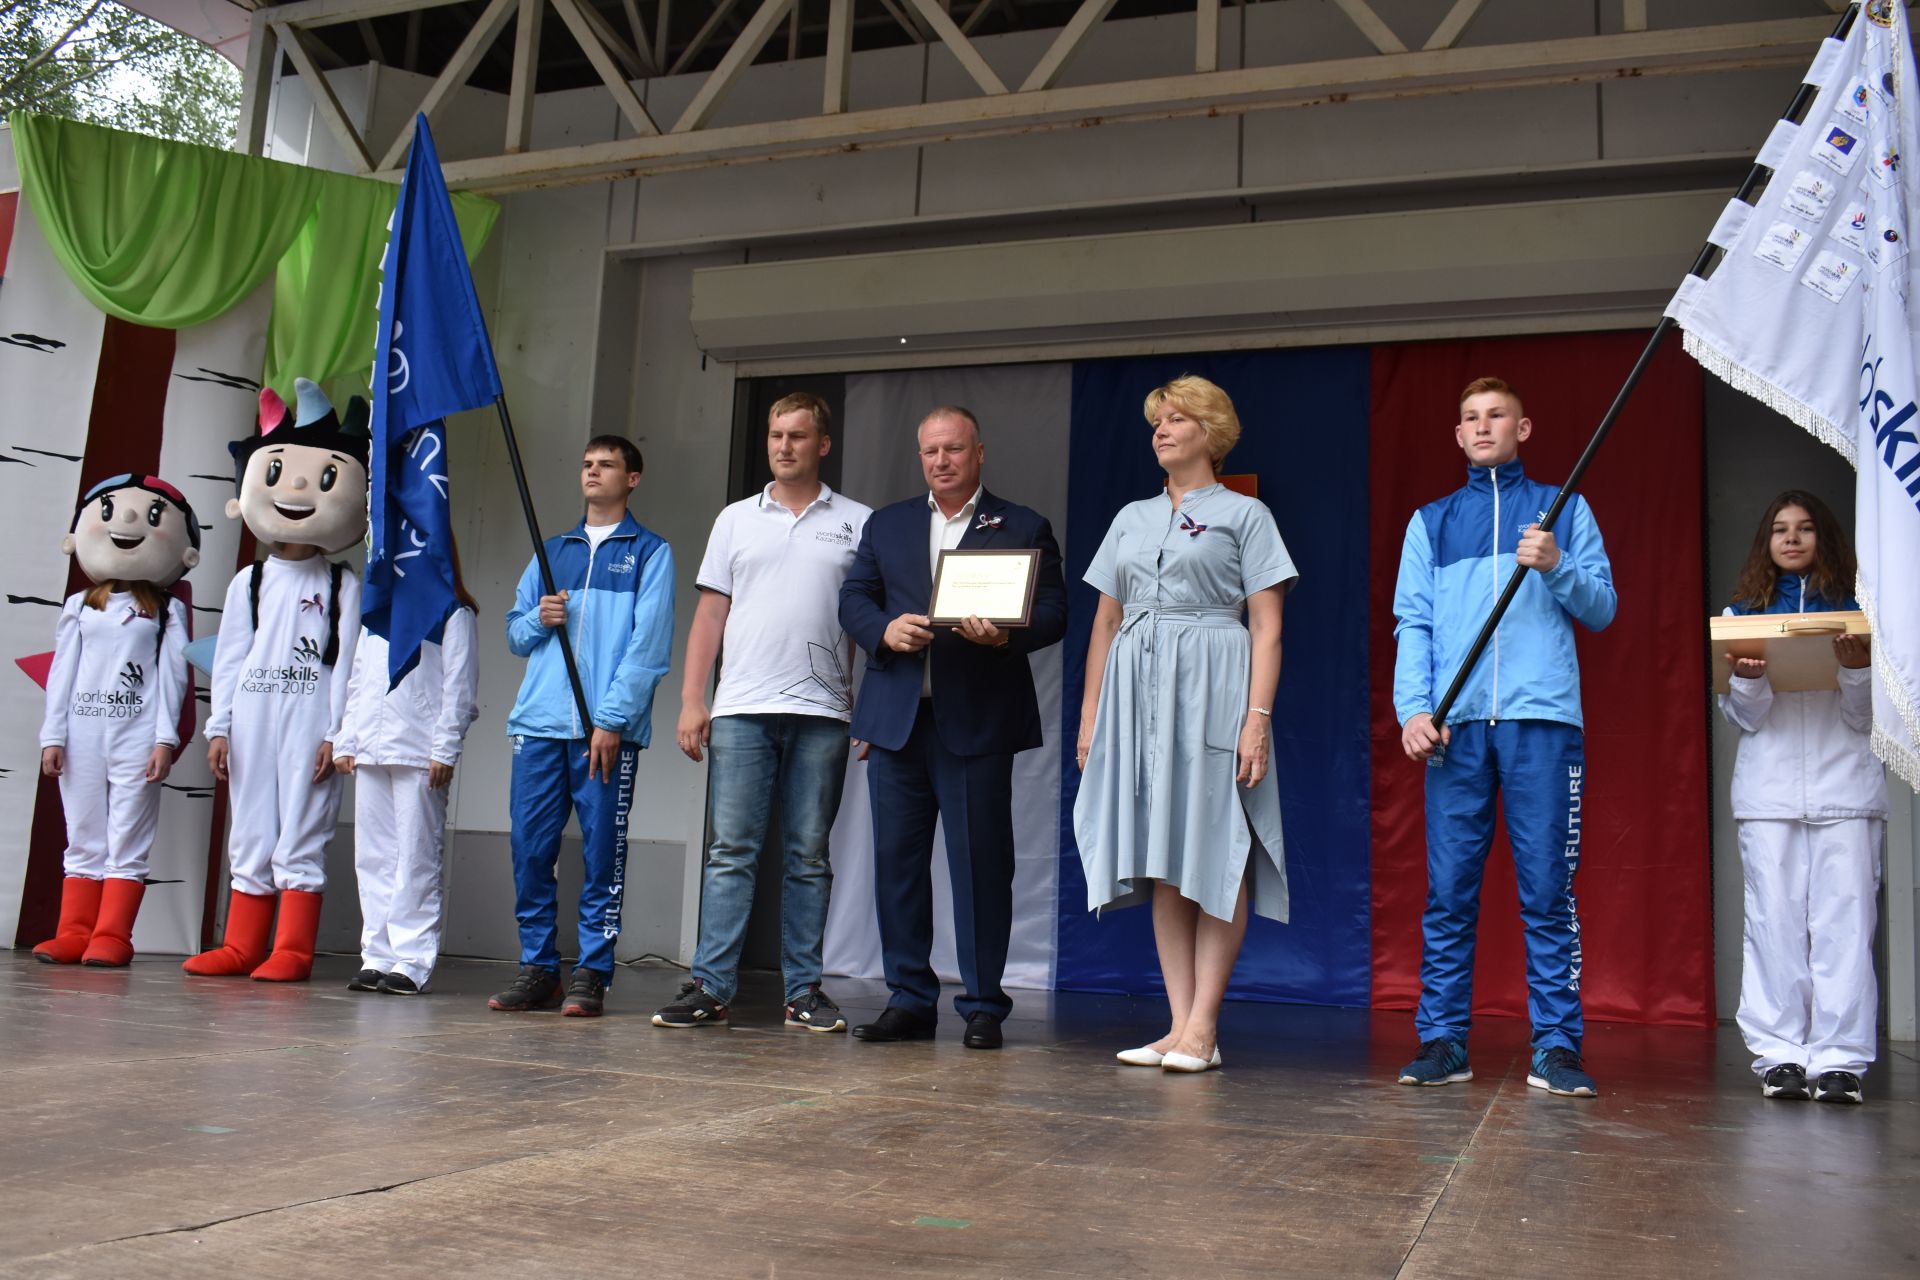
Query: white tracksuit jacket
39 591 189 879
208 556 360 896
333 611 479 984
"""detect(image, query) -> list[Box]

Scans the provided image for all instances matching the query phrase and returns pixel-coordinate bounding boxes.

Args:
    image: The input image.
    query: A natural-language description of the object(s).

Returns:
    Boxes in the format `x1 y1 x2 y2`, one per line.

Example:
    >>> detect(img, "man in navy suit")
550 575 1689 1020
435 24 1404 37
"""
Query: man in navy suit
839 406 1067 1049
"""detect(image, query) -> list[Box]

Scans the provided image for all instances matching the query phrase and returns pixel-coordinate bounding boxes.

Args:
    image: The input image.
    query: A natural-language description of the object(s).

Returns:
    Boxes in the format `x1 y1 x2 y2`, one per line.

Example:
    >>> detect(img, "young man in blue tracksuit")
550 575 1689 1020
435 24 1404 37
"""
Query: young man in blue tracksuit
489 436 674 1018
1392 376 1616 1097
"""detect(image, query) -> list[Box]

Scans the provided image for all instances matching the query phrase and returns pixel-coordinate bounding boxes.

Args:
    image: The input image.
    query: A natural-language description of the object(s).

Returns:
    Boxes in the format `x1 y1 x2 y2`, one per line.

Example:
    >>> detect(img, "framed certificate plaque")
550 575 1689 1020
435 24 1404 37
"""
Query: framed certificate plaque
929 549 1041 627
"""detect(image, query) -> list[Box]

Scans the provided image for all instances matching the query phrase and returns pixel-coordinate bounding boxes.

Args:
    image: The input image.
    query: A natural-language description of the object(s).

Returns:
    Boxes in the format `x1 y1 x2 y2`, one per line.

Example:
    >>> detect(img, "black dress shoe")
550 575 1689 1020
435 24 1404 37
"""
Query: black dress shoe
851 1007 936 1042
962 1012 1003 1050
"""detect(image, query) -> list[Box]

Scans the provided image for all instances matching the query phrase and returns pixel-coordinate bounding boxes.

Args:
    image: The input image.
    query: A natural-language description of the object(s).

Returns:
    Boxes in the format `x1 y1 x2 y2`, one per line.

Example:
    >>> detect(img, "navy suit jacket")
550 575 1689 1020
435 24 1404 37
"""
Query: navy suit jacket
840 489 1067 756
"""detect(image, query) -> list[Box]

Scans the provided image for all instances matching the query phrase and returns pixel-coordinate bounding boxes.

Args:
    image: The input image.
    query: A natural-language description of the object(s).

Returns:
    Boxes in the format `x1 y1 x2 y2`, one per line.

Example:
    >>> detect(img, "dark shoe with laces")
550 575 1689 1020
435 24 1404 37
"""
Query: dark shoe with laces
784 985 845 1033
561 968 608 1018
377 973 422 996
652 979 729 1029
487 965 563 1011
1814 1070 1864 1104
1527 1046 1598 1097
1397 1038 1472 1086
851 1006 936 1042
346 968 386 993
1762 1063 1810 1100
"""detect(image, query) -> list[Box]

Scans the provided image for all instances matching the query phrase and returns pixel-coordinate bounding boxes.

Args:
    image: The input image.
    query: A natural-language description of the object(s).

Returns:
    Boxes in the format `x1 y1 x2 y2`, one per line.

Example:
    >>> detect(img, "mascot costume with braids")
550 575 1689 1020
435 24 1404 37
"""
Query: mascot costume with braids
183 379 368 983
32 477 200 966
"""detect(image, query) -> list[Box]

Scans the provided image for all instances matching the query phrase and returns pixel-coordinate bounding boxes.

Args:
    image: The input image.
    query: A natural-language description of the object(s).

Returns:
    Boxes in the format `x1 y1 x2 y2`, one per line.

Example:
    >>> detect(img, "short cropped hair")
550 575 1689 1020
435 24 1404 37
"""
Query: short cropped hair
1143 375 1240 466
1459 376 1523 415
919 405 981 442
585 434 644 476
768 391 832 437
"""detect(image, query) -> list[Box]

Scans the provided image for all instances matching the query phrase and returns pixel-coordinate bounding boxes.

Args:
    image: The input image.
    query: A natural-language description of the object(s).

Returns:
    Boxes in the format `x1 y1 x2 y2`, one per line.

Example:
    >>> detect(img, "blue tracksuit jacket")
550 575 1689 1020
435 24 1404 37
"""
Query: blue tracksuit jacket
1392 460 1616 728
505 512 675 745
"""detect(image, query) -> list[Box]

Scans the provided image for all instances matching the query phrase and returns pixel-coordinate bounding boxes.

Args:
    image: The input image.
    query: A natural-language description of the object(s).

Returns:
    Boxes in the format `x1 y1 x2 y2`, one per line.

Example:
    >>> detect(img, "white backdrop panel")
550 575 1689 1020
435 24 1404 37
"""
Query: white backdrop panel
822 363 1071 996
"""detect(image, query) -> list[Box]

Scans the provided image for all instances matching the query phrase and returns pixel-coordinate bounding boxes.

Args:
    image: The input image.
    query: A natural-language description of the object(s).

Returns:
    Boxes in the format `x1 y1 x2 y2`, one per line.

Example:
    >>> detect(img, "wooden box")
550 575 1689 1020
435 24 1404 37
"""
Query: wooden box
1709 610 1869 693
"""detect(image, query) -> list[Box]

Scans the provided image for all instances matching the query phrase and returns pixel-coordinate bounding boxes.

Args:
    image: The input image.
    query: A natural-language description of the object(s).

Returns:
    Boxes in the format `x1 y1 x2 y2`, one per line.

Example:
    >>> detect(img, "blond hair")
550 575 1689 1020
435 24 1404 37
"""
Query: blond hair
1144 375 1240 467
768 391 832 437
1459 376 1523 416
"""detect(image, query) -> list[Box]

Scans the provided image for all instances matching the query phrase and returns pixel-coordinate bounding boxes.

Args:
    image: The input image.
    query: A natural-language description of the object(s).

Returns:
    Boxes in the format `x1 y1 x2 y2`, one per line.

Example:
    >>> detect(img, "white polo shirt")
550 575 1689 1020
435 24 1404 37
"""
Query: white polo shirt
697 482 873 721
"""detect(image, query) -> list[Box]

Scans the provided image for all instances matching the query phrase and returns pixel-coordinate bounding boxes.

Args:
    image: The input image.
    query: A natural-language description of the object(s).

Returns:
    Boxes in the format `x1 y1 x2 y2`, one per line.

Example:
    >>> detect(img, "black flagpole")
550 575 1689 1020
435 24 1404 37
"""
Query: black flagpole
1427 1 1861 740
494 393 594 734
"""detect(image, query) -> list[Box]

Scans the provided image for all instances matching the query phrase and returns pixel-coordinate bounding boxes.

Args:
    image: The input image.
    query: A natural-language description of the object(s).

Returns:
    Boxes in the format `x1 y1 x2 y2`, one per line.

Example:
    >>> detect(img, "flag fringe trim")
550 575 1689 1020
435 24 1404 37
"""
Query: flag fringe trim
1681 329 1859 466
1855 581 1920 789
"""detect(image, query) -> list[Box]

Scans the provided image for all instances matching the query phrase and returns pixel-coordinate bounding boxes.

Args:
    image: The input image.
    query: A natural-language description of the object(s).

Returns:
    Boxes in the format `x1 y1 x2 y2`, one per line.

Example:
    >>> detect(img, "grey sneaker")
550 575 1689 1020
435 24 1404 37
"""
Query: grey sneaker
785 985 847 1033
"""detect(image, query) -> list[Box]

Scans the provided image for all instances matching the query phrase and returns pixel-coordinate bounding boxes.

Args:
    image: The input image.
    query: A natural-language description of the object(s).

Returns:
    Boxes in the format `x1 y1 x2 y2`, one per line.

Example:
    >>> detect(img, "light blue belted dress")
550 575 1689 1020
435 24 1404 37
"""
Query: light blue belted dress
1072 483 1298 923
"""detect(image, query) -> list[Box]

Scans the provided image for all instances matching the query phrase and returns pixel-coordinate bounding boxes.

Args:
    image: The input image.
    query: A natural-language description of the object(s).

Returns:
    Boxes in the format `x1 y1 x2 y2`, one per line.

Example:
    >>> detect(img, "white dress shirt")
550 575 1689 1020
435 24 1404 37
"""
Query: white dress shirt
924 486 982 695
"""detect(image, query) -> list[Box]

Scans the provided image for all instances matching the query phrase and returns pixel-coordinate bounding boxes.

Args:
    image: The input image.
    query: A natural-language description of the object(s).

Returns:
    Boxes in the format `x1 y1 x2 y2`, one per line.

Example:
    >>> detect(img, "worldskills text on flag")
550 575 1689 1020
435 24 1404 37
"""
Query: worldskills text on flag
1667 0 1920 786
366 114 504 688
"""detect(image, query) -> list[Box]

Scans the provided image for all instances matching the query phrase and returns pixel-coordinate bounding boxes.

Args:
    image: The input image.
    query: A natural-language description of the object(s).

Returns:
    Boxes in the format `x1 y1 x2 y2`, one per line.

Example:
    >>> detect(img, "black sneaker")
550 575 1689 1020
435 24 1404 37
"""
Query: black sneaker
785 985 847 1033
377 973 422 996
487 965 563 1011
1762 1063 1810 1100
346 968 386 992
562 968 607 1018
1814 1070 1864 1104
651 979 729 1028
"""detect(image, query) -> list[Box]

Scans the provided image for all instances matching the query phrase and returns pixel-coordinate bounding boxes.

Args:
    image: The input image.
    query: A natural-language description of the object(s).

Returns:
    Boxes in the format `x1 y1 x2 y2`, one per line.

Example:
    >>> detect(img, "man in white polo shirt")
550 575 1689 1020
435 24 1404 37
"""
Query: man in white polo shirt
654 392 872 1032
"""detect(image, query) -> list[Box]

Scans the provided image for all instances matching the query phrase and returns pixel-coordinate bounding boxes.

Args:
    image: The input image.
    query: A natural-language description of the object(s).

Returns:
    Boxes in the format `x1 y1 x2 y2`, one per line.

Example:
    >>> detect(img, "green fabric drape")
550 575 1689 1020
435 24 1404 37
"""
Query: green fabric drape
8 112 499 399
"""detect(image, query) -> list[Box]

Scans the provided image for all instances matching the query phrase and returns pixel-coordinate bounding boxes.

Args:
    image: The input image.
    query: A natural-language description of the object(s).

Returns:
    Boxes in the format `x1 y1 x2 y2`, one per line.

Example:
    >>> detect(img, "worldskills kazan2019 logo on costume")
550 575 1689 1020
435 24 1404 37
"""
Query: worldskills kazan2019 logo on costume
241 641 322 696
815 520 856 547
73 667 145 719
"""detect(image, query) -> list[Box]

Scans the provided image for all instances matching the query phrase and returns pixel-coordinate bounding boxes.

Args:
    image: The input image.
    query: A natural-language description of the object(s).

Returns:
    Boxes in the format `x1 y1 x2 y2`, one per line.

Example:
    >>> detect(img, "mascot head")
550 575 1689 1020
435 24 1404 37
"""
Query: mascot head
64 475 202 587
228 378 370 555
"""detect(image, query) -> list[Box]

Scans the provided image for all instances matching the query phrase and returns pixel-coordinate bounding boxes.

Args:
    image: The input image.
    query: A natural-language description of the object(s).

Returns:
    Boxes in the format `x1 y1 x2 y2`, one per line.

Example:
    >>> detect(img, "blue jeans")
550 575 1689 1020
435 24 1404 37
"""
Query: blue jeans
690 714 851 1004
1416 719 1586 1054
509 734 637 980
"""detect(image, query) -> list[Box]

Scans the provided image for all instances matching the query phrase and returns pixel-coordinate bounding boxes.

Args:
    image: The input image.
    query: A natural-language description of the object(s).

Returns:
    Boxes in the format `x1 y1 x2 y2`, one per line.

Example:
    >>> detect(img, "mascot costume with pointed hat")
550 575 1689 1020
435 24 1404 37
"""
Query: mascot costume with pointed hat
32 477 200 965
184 380 369 983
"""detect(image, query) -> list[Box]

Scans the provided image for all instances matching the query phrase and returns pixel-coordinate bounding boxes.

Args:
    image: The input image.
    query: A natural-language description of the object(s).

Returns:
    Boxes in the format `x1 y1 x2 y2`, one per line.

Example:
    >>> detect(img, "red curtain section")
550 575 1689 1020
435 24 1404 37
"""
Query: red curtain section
1368 332 1714 1028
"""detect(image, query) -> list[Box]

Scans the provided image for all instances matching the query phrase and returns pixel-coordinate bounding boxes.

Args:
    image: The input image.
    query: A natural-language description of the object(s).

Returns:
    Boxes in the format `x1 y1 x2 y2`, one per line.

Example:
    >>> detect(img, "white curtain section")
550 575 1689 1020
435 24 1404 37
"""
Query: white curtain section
0 203 106 944
822 363 1072 997
0 191 269 953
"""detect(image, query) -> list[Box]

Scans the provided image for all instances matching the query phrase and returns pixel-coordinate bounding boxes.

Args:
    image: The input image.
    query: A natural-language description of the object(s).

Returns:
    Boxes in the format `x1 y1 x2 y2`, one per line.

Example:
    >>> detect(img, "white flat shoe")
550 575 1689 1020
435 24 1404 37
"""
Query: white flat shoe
1161 1047 1223 1073
1115 1045 1166 1066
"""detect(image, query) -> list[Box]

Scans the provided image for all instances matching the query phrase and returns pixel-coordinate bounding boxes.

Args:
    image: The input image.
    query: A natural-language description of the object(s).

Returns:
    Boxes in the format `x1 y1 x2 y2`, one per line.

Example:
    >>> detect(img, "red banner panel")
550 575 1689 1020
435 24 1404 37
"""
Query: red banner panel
1368 331 1714 1029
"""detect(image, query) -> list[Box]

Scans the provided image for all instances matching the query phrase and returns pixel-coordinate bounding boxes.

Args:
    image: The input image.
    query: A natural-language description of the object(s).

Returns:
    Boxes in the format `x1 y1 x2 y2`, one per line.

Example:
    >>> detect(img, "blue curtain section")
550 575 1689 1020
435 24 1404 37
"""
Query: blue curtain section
1056 349 1374 1006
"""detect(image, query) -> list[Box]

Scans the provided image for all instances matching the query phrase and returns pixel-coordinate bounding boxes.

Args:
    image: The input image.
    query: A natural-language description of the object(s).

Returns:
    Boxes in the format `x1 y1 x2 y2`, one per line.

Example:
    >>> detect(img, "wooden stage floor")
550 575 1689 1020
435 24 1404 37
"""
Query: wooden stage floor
4 953 1916 1278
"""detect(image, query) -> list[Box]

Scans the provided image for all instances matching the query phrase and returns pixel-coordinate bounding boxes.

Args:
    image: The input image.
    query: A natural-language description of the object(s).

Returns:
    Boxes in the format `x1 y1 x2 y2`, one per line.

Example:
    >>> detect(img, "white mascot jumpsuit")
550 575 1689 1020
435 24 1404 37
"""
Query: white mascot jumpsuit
184 380 368 983
33 476 200 967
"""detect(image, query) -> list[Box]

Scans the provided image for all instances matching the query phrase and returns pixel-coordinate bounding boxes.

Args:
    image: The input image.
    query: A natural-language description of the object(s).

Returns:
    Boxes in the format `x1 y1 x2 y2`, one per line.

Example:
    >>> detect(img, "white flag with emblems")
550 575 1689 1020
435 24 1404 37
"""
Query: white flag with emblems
1668 0 1920 786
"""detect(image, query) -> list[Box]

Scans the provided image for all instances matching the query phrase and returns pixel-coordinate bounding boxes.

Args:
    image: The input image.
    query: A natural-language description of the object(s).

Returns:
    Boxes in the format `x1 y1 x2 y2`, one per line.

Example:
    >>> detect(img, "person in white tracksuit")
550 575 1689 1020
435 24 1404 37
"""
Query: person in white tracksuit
33 475 200 967
1719 490 1887 1106
184 379 369 984
333 580 481 996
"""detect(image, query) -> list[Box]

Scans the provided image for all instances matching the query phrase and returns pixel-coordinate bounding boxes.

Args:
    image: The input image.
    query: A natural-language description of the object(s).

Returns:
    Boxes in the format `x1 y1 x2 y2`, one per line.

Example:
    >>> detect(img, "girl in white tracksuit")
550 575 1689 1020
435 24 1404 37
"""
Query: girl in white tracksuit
334 565 481 995
1720 489 1886 1105
34 476 200 967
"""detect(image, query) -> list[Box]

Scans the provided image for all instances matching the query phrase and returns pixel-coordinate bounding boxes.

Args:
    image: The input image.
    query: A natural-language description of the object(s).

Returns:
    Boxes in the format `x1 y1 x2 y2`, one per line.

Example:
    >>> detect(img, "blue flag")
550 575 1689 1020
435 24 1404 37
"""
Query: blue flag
366 115 503 688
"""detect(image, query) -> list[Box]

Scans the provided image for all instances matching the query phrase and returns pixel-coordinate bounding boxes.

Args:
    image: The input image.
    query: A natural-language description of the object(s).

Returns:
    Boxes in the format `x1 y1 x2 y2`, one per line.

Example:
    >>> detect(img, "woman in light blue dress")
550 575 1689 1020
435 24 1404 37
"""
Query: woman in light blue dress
1073 375 1296 1074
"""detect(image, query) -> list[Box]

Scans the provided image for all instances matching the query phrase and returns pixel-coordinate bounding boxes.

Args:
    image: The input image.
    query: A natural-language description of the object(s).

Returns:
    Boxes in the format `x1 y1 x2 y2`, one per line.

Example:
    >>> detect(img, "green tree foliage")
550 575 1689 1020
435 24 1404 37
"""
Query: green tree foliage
1 0 241 148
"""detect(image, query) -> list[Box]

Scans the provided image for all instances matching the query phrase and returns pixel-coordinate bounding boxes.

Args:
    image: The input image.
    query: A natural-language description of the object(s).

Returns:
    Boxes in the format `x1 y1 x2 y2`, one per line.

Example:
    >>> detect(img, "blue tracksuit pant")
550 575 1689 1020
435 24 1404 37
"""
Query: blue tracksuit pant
1416 719 1586 1054
509 734 637 978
